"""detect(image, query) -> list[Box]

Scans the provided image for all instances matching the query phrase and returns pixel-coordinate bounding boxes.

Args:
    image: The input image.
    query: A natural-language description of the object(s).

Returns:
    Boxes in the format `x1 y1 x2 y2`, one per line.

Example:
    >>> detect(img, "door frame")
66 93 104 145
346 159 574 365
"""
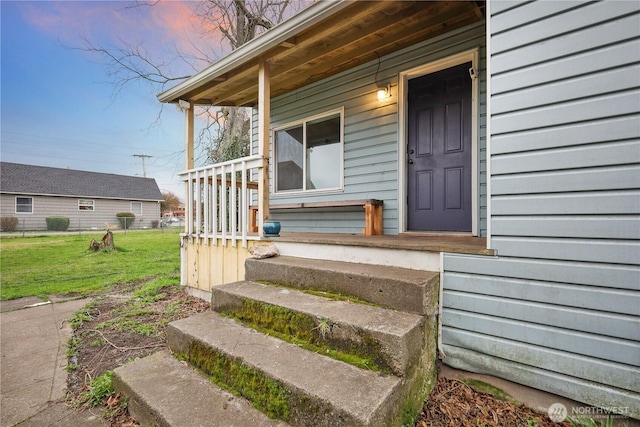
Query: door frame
397 49 479 236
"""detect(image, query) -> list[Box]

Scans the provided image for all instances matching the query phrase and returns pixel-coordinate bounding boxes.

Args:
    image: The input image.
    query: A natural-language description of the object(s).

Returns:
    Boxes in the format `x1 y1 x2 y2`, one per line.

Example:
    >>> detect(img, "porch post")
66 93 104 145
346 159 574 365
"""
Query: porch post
185 101 194 170
184 101 194 234
258 60 271 236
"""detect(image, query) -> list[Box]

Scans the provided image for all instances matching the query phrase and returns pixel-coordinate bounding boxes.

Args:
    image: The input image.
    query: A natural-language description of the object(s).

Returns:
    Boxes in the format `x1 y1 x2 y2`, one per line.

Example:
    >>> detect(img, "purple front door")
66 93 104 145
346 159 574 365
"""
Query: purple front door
407 62 472 232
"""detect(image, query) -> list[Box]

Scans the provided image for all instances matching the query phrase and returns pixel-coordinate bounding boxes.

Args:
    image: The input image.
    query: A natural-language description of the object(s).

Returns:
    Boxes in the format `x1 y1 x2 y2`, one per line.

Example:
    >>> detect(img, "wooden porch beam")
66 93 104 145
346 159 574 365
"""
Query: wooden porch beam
184 100 194 234
258 60 271 237
184 101 194 170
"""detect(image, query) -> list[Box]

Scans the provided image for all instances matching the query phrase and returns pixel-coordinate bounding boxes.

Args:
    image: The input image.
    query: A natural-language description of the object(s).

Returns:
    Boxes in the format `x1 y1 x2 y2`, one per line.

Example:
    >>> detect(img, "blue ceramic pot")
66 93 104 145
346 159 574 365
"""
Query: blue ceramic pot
263 221 281 237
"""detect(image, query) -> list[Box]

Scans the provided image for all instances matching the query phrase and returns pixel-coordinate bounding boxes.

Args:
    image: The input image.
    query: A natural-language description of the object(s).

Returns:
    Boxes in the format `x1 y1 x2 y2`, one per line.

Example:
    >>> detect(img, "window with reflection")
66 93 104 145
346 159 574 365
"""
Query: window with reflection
274 110 343 193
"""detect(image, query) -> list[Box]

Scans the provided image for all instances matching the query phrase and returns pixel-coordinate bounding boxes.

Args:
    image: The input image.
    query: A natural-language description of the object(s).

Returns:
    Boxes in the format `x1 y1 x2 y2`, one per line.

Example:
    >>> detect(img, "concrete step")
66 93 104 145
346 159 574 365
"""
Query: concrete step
245 256 439 315
212 280 425 376
112 350 288 427
167 311 404 426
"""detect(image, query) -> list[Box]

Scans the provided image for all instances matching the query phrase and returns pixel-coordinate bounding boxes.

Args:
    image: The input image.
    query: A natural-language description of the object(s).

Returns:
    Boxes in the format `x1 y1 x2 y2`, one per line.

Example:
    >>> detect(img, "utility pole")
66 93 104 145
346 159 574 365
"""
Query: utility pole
133 154 153 177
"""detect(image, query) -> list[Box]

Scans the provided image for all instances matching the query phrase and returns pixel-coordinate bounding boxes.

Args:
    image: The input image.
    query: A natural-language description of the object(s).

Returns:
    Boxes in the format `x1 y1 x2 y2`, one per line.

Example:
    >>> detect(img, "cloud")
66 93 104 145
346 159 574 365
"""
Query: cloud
19 1 227 72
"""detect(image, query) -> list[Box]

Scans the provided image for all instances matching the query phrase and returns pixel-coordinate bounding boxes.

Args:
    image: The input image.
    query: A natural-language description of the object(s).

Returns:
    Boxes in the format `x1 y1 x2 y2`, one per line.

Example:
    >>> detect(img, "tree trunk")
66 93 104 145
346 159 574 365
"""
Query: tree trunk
89 230 115 252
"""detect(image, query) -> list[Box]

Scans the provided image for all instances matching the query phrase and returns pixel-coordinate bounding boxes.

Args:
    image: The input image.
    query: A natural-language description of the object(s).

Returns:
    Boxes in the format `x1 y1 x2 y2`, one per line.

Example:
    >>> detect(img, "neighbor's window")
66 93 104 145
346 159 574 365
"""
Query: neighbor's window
78 199 95 211
15 197 33 213
131 202 142 216
274 109 343 193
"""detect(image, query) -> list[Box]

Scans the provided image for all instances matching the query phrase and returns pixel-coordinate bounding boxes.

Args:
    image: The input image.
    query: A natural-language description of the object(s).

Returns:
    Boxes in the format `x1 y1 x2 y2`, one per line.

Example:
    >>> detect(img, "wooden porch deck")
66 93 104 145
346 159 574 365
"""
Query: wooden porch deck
270 232 494 256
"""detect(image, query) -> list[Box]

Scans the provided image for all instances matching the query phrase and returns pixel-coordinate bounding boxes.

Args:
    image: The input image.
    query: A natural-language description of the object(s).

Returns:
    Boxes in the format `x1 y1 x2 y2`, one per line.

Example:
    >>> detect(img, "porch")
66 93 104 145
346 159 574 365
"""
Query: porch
273 232 492 256
179 157 491 253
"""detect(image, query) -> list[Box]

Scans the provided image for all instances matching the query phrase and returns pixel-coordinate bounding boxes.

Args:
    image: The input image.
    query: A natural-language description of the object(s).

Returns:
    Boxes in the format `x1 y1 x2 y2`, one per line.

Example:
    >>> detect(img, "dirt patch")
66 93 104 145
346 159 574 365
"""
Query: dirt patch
67 285 567 426
66 283 209 425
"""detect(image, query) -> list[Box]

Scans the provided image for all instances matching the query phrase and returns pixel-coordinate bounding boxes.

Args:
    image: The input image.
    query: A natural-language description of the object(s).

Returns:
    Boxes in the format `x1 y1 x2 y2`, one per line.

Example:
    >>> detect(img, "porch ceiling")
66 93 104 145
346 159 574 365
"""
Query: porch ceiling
158 1 485 107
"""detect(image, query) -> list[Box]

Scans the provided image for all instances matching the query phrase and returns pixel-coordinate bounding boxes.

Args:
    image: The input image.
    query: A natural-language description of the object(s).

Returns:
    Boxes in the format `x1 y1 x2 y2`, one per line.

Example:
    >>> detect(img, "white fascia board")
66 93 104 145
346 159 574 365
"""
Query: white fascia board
157 0 352 104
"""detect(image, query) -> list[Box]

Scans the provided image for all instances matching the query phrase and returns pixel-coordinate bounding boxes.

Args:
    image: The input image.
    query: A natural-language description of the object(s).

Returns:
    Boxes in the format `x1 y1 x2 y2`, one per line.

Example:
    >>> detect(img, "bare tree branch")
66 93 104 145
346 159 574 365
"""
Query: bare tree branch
70 0 310 165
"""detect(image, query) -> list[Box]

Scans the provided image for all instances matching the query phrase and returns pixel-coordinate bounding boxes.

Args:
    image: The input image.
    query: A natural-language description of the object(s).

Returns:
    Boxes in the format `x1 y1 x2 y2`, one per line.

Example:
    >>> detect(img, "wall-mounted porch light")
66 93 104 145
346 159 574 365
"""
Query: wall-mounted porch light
377 84 391 100
374 51 391 101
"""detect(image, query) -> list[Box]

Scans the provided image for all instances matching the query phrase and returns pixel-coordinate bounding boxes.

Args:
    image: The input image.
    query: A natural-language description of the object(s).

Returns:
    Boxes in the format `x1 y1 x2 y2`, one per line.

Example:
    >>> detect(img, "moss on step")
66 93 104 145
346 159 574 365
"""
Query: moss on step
256 281 376 306
218 298 394 375
176 340 291 420
462 378 515 402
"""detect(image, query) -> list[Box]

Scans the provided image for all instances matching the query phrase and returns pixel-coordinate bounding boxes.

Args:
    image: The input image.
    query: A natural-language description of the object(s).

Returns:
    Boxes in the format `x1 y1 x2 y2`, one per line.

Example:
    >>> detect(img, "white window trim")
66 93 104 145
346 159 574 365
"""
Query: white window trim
272 107 345 196
15 196 33 214
78 199 95 211
131 202 142 216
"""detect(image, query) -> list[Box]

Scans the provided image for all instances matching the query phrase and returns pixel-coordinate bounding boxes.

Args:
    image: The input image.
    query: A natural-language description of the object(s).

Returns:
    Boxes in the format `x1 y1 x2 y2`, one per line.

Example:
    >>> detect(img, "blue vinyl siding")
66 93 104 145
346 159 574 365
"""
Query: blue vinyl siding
254 22 487 235
443 1 640 417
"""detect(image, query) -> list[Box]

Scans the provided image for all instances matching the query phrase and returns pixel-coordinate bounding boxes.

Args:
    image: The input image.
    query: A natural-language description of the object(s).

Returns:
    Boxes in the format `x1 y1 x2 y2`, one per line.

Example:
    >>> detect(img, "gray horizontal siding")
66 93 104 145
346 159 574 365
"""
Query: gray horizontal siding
492 38 640 95
444 346 640 420
492 165 640 195
492 191 640 215
444 0 640 417
491 115 639 155
0 194 160 231
490 237 638 265
491 216 640 239
444 291 639 343
491 1 639 55
263 21 487 235
492 141 639 175
492 91 639 135
444 254 639 291
443 326 639 395
443 253 640 413
444 272 639 316
491 9 639 75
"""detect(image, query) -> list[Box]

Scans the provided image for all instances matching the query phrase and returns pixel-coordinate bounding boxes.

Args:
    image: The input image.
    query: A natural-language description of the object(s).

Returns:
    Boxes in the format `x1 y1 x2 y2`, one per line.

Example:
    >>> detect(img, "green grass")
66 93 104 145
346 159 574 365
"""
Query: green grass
0 230 181 301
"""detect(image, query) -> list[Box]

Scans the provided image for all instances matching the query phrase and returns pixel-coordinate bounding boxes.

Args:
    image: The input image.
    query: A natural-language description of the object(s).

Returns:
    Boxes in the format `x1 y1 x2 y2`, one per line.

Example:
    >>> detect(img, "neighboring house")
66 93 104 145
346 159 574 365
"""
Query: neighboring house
0 162 163 230
157 0 639 419
162 205 185 218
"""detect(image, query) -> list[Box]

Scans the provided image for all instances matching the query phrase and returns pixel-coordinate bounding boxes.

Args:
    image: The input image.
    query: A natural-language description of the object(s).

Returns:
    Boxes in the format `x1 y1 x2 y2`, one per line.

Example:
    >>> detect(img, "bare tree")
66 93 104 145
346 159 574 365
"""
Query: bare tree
160 190 182 215
74 0 307 164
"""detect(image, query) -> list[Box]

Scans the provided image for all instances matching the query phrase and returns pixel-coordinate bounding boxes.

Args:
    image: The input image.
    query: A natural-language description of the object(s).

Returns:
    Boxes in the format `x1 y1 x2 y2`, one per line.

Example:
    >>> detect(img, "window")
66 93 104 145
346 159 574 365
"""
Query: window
131 202 142 216
78 199 95 211
274 109 343 193
15 197 33 213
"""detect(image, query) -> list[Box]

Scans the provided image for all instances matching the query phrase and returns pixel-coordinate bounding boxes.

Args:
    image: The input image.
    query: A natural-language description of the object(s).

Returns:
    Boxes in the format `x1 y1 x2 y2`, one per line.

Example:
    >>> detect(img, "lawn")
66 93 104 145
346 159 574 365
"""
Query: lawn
0 230 181 301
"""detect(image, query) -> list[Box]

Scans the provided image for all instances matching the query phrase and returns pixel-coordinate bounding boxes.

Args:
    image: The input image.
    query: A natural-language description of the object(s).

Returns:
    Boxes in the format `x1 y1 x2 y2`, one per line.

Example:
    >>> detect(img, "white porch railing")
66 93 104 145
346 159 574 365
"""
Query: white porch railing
179 155 264 248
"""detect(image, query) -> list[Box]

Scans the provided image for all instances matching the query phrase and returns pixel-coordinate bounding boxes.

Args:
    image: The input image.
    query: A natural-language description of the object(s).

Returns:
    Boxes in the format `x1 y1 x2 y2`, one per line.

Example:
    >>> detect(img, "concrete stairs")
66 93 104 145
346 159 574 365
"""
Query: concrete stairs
113 256 440 426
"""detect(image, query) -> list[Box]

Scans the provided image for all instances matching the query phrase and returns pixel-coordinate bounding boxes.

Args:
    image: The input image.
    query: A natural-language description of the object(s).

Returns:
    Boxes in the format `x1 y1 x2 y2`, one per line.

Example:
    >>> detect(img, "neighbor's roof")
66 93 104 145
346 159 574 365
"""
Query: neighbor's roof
0 162 163 201
158 0 484 107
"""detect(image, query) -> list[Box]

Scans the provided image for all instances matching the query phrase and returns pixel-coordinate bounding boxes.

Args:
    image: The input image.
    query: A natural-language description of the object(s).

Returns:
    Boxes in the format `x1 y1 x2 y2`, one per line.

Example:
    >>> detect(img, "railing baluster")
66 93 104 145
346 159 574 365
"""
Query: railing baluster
241 160 248 248
187 172 194 237
195 169 201 242
220 164 227 246
230 162 237 247
203 167 209 244
178 155 263 248
212 166 218 245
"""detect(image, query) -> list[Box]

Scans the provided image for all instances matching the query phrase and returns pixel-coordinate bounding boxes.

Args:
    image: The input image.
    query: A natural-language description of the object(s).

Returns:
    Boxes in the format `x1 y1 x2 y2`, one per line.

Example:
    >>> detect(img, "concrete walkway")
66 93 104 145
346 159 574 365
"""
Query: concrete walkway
1 297 105 427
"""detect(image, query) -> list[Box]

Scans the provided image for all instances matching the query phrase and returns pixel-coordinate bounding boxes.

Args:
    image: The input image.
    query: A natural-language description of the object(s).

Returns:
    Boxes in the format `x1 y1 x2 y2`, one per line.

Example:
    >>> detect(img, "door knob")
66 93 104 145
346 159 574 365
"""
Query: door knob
408 159 414 165
409 149 415 154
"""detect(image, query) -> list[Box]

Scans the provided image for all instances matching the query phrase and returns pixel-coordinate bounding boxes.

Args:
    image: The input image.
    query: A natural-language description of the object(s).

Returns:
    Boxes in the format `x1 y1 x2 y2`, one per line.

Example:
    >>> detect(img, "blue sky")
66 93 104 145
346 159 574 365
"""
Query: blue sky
0 1 215 199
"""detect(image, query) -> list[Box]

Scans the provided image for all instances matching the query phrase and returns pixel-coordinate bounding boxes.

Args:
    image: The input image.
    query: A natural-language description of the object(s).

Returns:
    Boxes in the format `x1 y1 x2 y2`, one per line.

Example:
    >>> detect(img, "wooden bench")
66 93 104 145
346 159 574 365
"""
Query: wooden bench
250 199 383 236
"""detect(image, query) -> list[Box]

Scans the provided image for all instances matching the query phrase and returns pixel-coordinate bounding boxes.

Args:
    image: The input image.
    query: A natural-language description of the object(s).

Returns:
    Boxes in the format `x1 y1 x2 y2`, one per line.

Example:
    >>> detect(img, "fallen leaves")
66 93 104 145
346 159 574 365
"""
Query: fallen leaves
416 377 572 427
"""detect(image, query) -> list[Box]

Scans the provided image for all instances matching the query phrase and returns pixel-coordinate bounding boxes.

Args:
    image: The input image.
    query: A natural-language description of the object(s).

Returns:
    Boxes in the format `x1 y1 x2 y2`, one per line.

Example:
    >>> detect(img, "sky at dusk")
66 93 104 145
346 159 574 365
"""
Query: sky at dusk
1 0 230 199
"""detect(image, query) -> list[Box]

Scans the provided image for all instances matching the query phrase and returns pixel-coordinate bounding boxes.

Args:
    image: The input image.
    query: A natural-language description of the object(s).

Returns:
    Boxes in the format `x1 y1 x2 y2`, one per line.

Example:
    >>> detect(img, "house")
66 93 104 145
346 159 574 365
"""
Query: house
162 204 185 218
0 162 163 231
155 0 639 421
